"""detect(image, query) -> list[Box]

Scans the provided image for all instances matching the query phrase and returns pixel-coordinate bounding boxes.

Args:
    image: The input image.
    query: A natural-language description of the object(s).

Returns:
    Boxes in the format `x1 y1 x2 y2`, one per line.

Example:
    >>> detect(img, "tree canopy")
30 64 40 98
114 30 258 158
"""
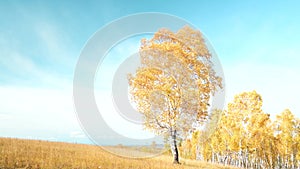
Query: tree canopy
180 91 300 169
128 26 223 163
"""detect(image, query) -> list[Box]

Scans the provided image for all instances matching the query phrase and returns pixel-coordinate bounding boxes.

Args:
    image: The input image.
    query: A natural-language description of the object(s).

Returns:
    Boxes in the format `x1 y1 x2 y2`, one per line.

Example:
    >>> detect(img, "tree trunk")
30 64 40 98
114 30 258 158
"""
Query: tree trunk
170 129 180 164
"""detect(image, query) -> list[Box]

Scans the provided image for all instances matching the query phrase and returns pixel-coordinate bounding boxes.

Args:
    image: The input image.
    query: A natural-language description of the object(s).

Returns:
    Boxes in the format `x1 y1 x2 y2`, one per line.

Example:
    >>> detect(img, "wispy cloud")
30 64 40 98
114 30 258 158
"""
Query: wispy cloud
0 50 71 88
35 22 76 66
0 31 73 88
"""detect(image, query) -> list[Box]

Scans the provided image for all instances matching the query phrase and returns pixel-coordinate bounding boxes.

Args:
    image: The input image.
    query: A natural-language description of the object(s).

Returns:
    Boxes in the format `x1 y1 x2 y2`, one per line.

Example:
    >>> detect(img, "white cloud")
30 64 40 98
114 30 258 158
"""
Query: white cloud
0 86 80 135
0 113 12 120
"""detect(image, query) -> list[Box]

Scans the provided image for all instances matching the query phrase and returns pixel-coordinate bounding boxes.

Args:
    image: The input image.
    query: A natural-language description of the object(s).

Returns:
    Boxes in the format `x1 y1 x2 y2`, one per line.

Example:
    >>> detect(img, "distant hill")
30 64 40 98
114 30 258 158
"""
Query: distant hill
0 137 238 169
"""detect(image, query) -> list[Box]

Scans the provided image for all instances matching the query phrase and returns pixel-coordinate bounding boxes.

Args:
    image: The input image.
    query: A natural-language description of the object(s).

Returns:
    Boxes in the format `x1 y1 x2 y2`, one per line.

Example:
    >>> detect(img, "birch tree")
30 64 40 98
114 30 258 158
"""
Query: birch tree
128 26 222 164
274 109 300 168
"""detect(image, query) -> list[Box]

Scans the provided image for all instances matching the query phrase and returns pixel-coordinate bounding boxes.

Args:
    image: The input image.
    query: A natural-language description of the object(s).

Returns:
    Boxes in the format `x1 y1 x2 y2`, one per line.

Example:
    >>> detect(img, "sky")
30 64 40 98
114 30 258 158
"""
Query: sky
0 0 300 144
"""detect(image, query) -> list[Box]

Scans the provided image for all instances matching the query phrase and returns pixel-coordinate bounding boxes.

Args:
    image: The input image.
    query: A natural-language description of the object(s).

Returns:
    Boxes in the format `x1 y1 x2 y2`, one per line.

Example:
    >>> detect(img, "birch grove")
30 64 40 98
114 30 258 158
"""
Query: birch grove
181 91 300 169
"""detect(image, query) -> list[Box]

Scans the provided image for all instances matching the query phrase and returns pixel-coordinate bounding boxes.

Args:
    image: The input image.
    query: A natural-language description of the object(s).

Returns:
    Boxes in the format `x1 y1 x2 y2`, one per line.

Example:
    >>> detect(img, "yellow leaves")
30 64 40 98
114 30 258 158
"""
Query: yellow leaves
128 25 223 141
273 108 299 157
228 90 263 119
129 67 180 130
185 90 300 168
204 91 274 154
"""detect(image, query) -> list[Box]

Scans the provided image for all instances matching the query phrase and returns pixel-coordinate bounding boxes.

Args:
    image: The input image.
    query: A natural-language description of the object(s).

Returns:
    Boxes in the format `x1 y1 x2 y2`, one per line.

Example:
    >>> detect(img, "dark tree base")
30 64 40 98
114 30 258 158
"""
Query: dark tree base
173 160 180 164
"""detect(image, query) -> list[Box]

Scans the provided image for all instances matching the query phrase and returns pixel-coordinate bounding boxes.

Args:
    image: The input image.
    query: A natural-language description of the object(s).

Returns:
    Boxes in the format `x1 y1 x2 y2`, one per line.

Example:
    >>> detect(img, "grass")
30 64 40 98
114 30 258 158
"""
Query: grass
0 137 238 169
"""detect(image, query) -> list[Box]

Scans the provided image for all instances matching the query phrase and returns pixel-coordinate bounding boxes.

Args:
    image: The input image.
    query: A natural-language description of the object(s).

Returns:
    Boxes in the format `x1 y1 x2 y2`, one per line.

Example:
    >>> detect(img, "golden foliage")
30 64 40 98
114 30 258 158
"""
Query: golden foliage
128 26 222 136
182 91 300 168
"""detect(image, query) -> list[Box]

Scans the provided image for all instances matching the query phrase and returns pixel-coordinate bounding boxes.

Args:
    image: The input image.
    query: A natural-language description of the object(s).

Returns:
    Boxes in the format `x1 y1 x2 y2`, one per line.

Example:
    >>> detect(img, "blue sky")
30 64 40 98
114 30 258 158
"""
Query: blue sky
0 0 300 144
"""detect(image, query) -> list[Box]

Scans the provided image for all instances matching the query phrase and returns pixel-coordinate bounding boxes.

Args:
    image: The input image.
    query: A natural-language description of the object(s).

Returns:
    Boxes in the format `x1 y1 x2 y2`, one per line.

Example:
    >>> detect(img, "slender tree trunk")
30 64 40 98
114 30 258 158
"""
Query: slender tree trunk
245 148 248 169
196 145 203 160
291 153 294 169
170 129 180 164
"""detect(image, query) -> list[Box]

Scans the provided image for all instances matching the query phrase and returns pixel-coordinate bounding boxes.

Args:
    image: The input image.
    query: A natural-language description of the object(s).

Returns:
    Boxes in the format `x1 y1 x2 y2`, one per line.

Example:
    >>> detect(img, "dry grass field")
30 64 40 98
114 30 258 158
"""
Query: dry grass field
0 137 238 169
